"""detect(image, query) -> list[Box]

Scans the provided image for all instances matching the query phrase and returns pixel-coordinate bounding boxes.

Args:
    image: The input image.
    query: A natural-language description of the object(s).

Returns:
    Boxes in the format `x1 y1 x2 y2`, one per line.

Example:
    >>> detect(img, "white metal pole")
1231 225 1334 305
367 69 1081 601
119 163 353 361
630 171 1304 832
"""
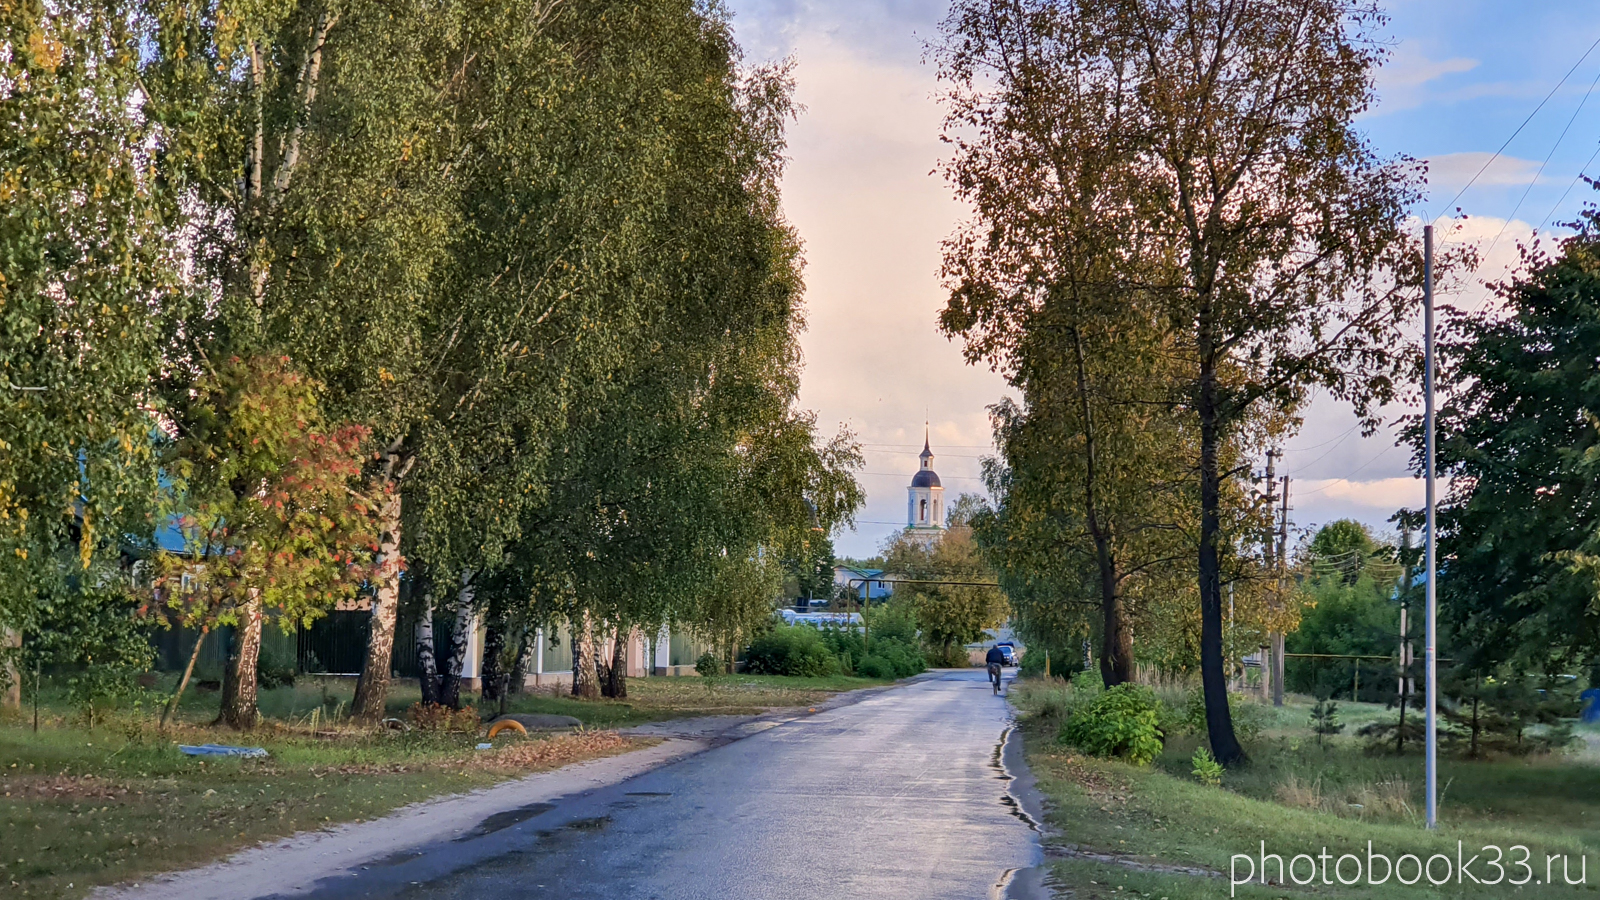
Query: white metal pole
1423 224 1438 830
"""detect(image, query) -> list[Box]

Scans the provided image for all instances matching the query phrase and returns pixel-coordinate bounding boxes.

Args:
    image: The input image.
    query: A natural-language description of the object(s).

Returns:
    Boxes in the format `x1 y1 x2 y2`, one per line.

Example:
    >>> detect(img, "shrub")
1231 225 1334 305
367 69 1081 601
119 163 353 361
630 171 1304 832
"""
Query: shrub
258 641 297 690
925 643 970 669
1059 683 1163 765
871 636 926 678
1181 686 1264 743
695 651 722 679
818 624 865 673
1310 698 1344 746
408 702 480 733
1019 645 1080 679
744 625 841 677
857 655 896 679
870 599 921 645
1072 666 1104 697
1191 747 1223 786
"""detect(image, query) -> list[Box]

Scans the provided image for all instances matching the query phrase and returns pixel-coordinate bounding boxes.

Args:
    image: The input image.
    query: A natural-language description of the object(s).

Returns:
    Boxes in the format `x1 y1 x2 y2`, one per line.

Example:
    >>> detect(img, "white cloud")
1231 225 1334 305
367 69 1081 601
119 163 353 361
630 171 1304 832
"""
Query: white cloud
1298 476 1424 509
775 29 1014 556
1426 152 1552 191
1373 42 1478 112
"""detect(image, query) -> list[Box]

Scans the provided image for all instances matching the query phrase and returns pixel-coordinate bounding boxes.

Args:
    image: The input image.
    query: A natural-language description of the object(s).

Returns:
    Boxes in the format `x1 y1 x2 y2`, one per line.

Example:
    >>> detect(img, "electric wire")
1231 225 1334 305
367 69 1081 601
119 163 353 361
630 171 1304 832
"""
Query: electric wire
1472 63 1600 278
1431 34 1600 226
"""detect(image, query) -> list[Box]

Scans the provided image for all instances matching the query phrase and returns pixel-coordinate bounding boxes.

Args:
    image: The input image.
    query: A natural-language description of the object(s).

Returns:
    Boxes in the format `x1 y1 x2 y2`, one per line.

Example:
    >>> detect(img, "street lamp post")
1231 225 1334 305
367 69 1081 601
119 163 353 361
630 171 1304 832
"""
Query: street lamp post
1423 224 1439 831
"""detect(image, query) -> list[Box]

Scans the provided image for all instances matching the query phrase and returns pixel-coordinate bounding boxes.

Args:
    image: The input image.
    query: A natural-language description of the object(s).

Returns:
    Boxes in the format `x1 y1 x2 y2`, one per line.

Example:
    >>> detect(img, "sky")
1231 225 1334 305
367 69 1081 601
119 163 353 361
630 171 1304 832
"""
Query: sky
722 0 1600 557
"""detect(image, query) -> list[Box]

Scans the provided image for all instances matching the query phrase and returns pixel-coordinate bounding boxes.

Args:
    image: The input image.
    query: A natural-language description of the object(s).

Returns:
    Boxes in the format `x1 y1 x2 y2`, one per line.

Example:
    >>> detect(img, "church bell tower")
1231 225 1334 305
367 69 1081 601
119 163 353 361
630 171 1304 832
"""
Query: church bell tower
906 426 945 537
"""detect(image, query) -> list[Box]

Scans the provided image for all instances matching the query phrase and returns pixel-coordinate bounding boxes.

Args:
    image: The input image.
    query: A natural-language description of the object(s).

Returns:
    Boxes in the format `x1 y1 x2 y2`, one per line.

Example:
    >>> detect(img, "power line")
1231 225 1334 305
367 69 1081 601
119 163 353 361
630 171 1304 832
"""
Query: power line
1469 62 1600 291
1296 444 1406 496
1432 34 1600 226
1283 423 1361 453
1536 140 1600 233
1285 426 1362 475
861 472 986 481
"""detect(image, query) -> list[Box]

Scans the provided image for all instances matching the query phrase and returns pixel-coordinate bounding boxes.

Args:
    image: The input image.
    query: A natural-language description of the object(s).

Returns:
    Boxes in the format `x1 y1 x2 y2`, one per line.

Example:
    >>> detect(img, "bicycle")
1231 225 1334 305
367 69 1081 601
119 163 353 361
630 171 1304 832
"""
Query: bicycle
989 662 1003 695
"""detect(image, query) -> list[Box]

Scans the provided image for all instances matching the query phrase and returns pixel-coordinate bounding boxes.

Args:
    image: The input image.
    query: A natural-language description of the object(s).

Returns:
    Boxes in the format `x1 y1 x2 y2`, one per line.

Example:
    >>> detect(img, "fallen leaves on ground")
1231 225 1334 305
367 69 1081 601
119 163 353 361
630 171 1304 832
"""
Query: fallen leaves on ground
474 729 641 772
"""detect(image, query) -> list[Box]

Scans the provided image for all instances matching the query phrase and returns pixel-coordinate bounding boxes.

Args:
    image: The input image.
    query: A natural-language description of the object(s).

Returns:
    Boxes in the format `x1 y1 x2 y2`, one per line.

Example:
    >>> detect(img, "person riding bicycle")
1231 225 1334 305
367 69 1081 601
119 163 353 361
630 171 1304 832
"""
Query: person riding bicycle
985 644 1006 691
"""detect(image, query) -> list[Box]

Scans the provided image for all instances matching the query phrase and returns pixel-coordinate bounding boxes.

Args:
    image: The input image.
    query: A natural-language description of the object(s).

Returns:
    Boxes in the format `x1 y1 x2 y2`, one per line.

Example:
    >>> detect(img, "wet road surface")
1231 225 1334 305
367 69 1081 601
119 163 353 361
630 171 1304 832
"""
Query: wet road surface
288 669 1042 900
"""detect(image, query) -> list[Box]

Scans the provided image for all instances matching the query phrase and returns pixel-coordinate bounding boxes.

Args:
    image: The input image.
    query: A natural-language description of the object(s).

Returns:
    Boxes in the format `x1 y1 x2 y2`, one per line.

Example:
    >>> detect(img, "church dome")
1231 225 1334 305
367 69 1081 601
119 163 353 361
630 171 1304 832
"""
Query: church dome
910 468 941 488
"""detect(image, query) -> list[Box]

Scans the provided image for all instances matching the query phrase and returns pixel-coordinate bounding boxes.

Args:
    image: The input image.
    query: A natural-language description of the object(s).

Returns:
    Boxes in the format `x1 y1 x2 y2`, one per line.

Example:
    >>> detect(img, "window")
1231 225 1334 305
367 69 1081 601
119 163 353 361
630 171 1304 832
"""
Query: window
919 498 927 522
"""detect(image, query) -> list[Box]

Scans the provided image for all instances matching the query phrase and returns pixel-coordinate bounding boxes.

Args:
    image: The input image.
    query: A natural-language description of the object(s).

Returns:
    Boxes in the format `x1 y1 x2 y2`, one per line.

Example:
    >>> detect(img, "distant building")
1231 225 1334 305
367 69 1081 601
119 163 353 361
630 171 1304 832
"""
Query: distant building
905 428 945 543
833 564 892 601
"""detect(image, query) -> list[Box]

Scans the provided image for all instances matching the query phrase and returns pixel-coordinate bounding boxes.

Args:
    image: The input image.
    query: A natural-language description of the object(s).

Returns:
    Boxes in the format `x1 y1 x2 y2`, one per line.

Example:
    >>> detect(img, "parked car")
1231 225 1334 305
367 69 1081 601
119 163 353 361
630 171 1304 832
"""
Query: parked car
995 642 1017 666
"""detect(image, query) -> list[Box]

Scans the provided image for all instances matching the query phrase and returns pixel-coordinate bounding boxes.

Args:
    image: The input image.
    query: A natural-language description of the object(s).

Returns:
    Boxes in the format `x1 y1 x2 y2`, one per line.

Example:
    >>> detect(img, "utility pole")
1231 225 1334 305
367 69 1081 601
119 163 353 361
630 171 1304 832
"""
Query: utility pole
1261 450 1277 702
1274 474 1290 707
1424 223 1439 830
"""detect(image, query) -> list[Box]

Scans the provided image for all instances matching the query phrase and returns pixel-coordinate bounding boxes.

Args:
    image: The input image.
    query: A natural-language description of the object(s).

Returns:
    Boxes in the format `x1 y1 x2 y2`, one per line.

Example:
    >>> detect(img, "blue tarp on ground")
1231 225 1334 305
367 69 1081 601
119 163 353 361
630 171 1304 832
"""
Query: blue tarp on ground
178 744 269 758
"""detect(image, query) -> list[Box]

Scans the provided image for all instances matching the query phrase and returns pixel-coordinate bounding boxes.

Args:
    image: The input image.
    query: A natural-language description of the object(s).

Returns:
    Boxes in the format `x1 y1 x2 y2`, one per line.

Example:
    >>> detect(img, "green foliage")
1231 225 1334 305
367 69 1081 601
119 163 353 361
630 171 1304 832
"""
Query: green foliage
258 641 298 691
695 651 722 679
882 525 1007 653
1179 687 1264 744
1408 206 1600 669
1190 747 1223 787
808 620 924 680
868 638 927 679
856 655 896 680
782 532 836 605
744 625 842 678
1059 683 1164 766
1019 643 1081 679
25 576 155 726
925 643 971 668
1440 670 1579 758
1309 698 1344 746
1072 666 1105 698
0 0 181 683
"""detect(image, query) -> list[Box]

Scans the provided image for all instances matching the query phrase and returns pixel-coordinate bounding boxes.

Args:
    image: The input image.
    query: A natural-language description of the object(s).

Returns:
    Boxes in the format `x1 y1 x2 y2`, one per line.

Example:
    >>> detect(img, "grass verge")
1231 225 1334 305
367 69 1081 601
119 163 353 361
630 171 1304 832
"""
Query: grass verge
0 720 641 900
1012 678 1600 899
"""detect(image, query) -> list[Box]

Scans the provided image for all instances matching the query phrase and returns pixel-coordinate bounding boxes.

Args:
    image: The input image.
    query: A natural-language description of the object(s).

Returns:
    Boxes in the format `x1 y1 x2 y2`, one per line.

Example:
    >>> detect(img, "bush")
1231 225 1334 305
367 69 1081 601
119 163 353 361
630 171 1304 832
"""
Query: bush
1180 686 1264 743
870 599 920 645
818 624 865 673
1072 666 1104 697
871 636 926 678
258 641 297 690
857 655 896 679
695 651 722 678
744 625 841 677
1019 645 1080 679
1059 683 1164 765
925 643 970 669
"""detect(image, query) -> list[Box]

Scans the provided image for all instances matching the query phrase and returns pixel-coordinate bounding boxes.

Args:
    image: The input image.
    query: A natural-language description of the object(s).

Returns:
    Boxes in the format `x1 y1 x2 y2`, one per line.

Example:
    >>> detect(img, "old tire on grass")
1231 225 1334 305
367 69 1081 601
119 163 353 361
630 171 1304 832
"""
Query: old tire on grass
486 719 528 739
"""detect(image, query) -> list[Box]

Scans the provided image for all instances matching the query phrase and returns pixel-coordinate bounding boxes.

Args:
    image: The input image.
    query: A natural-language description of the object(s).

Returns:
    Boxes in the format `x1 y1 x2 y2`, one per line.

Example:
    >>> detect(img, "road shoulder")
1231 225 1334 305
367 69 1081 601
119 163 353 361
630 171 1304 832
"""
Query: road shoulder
92 738 703 900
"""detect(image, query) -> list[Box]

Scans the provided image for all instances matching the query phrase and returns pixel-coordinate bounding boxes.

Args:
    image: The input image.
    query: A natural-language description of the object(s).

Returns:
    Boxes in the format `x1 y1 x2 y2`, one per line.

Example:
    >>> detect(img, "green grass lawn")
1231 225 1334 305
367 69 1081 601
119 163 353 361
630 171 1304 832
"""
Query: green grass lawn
1 670 885 899
135 670 893 731
1013 679 1600 899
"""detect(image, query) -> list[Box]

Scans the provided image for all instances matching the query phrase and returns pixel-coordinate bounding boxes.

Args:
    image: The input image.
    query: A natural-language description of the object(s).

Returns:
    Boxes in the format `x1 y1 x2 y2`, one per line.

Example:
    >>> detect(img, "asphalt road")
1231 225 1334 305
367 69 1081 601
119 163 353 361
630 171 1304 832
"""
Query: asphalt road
287 669 1043 900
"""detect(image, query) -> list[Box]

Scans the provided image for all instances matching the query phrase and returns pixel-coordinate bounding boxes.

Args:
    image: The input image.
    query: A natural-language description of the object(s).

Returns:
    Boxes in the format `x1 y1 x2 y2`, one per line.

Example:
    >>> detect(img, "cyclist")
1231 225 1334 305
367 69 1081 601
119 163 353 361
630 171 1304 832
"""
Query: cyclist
984 644 1007 692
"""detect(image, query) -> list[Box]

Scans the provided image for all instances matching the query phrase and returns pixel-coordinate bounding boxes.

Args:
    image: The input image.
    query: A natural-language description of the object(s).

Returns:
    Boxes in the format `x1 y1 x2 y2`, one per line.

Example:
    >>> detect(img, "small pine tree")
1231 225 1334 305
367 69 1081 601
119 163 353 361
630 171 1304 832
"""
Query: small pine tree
1309 698 1344 746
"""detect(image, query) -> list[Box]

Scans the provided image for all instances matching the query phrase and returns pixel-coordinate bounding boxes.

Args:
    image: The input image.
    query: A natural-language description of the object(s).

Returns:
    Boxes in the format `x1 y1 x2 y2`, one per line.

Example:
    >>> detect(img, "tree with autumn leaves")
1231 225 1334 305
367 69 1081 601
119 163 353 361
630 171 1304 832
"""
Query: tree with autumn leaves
151 356 377 728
